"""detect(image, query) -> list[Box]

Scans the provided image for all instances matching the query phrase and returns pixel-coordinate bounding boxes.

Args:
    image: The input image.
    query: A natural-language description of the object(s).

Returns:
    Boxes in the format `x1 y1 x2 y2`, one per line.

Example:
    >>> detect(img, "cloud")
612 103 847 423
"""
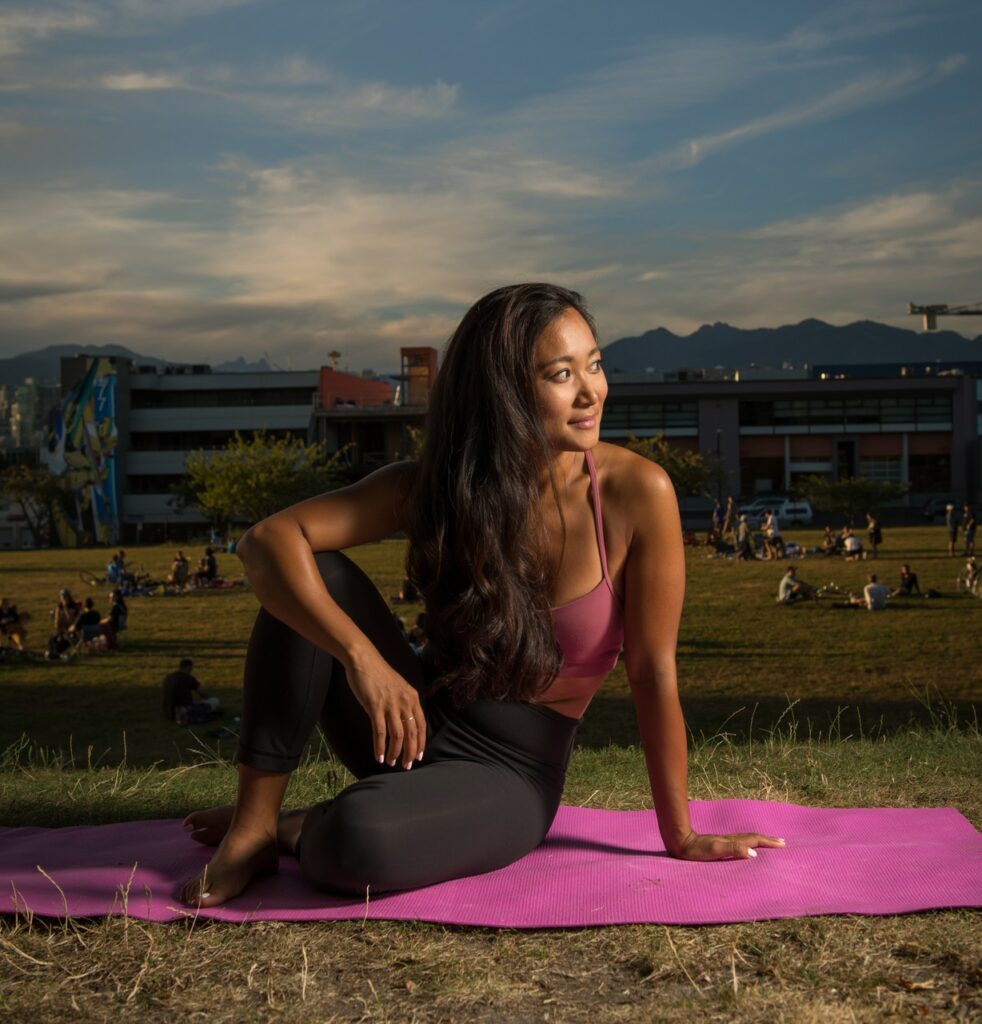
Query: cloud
101 71 185 90
0 279 96 303
0 1 263 57
615 181 982 336
0 9 98 57
653 55 966 171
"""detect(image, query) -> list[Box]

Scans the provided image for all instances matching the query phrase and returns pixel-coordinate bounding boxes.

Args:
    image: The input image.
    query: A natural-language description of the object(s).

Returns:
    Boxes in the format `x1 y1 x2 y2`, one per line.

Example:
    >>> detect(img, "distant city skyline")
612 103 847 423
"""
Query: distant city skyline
2 0 980 370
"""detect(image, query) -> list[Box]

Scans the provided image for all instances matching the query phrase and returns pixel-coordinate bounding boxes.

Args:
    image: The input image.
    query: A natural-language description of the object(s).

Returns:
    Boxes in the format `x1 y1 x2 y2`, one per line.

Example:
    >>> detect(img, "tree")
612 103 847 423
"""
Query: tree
626 433 728 498
796 475 908 525
173 432 351 527
0 464 66 546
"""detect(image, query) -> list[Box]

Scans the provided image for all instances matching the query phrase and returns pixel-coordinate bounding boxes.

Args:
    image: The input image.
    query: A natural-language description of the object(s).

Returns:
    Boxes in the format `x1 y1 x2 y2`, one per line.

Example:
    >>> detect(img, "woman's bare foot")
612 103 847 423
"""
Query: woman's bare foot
179 823 278 908
183 806 308 853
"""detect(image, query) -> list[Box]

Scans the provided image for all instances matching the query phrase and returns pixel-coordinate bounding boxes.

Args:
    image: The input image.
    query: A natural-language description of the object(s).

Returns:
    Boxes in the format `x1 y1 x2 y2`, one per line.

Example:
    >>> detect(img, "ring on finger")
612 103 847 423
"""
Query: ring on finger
402 715 415 722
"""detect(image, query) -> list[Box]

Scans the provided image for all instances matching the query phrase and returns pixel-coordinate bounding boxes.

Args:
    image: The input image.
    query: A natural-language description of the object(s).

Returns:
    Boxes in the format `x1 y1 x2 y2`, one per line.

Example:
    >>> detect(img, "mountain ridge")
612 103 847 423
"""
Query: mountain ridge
2 320 980 389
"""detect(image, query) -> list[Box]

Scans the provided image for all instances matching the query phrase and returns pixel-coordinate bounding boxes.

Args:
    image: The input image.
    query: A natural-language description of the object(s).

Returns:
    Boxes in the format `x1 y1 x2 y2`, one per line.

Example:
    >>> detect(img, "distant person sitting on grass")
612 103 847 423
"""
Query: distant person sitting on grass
841 527 864 561
194 548 218 585
819 525 838 556
161 658 221 724
850 573 889 611
99 590 128 650
70 597 103 641
106 553 123 585
891 564 921 598
52 588 80 633
777 566 817 604
167 550 190 587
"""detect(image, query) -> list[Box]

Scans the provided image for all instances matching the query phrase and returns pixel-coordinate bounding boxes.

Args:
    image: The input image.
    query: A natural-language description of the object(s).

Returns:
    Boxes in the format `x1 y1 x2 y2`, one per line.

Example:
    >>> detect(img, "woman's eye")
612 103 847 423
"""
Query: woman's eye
550 369 570 382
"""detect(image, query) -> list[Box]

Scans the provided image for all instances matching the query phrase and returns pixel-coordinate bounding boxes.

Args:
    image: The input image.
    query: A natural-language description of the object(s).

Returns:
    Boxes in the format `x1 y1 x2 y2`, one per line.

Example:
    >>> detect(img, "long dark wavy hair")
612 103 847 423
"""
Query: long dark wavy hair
404 283 598 704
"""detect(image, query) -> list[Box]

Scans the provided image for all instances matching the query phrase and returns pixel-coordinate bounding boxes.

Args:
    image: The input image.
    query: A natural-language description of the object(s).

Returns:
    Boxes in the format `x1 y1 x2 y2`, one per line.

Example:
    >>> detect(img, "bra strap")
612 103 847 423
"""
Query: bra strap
584 450 611 583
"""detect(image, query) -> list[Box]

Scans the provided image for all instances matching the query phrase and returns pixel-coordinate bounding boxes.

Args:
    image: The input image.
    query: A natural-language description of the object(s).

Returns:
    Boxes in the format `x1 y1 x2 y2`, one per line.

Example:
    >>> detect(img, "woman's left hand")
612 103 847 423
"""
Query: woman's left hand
672 831 786 861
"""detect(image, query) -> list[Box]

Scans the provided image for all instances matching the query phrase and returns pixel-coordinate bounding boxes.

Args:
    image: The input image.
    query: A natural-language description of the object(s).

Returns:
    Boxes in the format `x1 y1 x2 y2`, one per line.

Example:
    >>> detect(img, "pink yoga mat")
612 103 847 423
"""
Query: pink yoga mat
1 801 980 927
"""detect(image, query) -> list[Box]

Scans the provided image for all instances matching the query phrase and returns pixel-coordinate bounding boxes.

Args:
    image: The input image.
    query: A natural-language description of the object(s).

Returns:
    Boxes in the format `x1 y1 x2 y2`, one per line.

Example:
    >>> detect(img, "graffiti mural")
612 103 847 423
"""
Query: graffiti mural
46 358 119 546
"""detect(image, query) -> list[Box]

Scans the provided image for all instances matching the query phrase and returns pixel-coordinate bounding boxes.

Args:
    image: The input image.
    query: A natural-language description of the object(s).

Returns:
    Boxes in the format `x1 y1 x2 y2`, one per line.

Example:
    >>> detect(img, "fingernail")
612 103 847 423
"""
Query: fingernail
776 838 786 844
200 892 211 899
748 849 758 858
376 755 384 764
388 759 396 767
404 762 413 770
416 751 424 762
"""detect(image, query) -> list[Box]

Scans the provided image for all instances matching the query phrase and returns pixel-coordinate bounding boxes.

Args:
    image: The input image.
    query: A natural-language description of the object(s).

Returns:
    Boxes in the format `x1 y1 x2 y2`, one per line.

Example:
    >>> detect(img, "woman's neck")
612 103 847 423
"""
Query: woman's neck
538 450 586 498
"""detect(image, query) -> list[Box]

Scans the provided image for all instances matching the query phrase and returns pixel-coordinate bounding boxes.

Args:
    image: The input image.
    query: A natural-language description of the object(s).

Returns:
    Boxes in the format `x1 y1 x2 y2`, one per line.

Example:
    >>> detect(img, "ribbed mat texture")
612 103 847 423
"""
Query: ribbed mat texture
2 801 979 926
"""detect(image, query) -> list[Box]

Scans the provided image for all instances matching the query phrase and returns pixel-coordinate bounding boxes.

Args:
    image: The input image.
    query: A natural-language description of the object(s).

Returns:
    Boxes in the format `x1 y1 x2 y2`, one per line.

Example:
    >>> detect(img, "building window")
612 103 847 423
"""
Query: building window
739 395 952 429
857 456 902 483
603 400 698 432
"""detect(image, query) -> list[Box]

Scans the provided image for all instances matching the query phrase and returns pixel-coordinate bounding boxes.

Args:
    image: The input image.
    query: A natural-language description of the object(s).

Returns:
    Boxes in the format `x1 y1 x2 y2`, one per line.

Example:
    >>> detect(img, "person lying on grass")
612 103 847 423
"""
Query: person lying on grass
180 283 785 907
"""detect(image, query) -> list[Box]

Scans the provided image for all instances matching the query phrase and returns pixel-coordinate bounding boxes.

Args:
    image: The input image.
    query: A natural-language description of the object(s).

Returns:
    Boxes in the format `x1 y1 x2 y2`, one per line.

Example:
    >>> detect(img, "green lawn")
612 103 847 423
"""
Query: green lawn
1 530 980 1022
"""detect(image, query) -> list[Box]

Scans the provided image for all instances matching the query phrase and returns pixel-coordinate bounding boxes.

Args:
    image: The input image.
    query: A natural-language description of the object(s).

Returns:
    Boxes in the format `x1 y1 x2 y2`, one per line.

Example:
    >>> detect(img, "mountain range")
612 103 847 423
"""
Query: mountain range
601 319 981 373
2 320 980 389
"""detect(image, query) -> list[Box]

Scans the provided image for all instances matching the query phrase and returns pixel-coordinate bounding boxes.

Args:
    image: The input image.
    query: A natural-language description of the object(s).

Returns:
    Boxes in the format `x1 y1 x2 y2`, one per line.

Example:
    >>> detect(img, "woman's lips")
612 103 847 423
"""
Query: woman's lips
569 417 596 429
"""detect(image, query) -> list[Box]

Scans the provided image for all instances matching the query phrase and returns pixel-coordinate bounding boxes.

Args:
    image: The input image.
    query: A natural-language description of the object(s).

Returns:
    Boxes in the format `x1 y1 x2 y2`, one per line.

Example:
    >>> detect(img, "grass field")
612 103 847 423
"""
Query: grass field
1 529 980 1022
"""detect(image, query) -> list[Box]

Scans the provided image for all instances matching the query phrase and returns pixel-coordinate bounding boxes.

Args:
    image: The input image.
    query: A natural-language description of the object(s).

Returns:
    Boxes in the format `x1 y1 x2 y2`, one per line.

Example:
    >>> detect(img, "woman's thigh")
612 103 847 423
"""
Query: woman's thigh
298 759 557 895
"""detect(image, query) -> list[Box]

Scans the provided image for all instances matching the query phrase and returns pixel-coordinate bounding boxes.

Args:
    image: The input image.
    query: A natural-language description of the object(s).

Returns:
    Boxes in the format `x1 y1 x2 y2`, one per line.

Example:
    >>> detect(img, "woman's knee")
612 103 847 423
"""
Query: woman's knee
298 788 405 895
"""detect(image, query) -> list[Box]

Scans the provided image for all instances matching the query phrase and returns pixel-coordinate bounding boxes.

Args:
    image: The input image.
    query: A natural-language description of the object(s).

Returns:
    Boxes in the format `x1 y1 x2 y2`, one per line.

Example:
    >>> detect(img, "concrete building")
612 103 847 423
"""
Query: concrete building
313 364 981 506
57 356 321 541
601 373 979 504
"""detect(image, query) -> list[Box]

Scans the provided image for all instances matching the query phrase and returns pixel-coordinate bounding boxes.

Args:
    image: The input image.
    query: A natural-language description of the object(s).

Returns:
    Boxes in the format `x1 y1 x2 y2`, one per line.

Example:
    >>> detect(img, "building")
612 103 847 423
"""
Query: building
311 347 434 469
602 373 979 503
313 360 981 506
51 356 321 542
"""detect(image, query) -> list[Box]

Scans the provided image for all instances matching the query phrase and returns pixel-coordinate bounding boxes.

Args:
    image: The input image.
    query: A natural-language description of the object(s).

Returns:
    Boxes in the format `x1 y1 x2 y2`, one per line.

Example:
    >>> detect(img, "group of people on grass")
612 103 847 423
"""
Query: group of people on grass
46 586 128 658
165 547 222 588
777 562 930 610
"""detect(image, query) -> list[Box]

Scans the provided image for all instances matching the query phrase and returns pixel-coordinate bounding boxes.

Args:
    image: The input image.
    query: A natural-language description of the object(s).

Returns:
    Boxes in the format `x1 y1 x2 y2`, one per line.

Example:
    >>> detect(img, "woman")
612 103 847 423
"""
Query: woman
180 284 782 907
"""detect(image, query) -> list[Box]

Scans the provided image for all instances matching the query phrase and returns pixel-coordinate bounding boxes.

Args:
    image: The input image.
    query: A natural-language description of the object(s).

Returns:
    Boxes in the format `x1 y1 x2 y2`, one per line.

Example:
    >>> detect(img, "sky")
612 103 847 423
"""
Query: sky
2 0 980 371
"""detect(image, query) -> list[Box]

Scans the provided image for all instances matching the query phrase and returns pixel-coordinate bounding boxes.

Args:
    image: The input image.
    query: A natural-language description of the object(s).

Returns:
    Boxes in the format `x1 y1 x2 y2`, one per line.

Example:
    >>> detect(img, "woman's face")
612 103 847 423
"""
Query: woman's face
533 307 607 452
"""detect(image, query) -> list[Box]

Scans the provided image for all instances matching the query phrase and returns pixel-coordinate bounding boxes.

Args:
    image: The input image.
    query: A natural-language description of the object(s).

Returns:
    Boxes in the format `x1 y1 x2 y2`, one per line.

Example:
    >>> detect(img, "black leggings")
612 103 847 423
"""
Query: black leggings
237 551 579 895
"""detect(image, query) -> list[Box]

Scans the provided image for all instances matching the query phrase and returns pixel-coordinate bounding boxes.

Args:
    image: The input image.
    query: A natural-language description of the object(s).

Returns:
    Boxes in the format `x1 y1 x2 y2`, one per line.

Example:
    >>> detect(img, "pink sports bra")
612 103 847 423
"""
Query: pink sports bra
549 450 625 677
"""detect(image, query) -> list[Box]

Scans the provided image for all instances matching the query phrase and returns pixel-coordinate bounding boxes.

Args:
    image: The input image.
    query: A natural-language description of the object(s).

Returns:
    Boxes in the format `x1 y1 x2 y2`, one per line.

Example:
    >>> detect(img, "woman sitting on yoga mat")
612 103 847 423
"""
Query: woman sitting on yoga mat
180 283 784 906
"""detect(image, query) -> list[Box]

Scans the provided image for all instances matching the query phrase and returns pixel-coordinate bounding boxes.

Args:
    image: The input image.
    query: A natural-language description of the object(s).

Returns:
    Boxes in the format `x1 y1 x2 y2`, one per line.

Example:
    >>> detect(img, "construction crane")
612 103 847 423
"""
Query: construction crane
908 299 982 330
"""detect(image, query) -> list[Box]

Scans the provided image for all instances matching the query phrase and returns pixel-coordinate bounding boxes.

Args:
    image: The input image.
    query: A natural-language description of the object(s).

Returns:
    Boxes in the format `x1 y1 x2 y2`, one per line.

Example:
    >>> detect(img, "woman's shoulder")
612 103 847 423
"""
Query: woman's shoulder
591 443 677 544
592 442 674 503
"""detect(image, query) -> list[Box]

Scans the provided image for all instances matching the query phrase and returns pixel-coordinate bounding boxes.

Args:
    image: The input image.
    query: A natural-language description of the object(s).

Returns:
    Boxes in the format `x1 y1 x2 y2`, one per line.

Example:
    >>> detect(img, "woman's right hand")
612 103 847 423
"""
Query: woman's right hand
345 648 427 770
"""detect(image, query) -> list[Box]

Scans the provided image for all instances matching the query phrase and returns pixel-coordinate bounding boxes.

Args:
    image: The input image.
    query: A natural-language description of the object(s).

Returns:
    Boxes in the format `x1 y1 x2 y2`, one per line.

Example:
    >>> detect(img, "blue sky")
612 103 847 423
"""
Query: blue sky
1 0 980 370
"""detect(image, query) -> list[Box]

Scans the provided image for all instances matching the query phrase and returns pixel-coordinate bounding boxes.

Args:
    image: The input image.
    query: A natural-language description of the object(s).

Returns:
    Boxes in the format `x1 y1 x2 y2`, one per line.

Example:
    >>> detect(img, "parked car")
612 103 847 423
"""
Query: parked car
737 496 814 526
921 498 959 522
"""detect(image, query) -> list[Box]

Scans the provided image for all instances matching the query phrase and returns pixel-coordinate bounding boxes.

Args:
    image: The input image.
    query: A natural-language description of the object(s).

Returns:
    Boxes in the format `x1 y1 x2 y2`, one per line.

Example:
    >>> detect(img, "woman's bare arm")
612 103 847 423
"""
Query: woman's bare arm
236 461 425 768
622 456 785 860
621 456 692 854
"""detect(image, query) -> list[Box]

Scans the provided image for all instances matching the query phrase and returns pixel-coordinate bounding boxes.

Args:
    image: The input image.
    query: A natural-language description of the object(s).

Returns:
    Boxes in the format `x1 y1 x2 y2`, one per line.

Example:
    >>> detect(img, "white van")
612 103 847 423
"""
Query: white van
737 497 814 526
